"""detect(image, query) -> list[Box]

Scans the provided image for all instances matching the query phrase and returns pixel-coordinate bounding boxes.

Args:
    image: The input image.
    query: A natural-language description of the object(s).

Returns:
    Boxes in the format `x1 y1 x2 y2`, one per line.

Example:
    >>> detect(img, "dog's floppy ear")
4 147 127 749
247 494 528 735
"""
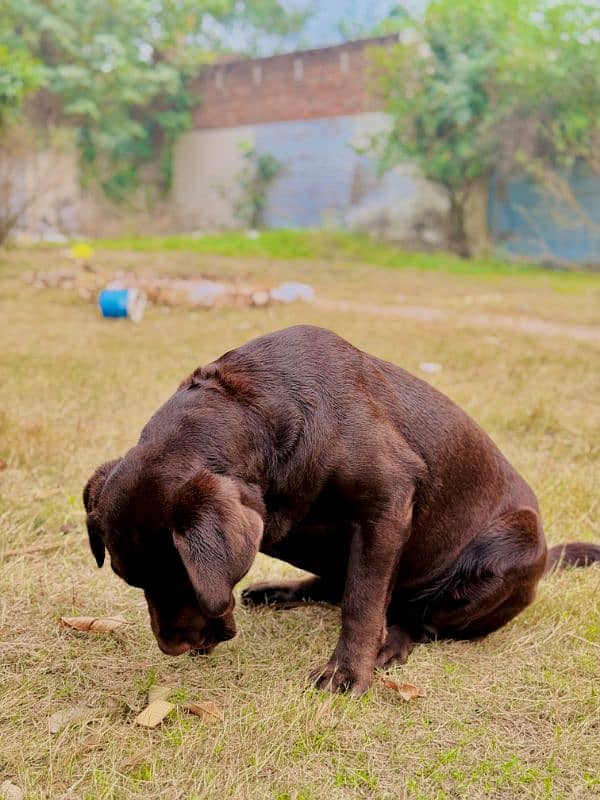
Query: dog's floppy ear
171 469 264 617
83 458 121 567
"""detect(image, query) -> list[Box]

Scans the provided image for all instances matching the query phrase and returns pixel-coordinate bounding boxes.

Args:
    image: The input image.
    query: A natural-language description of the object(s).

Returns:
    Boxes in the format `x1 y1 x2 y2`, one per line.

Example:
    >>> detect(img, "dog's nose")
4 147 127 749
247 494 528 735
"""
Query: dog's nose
157 637 192 656
189 644 215 656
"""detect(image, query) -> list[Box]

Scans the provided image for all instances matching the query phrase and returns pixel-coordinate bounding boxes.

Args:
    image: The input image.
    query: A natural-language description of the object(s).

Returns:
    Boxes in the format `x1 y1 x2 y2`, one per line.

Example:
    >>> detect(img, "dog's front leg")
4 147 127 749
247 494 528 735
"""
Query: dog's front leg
310 503 411 695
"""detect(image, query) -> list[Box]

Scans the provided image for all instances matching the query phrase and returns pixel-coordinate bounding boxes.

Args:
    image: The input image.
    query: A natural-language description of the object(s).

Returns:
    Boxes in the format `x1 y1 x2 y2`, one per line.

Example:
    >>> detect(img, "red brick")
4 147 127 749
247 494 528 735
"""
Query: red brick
190 36 395 129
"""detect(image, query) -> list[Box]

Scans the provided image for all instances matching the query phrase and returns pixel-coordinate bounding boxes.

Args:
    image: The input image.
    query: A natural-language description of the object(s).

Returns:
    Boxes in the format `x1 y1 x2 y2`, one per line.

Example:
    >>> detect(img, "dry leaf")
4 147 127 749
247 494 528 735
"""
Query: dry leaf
382 678 427 701
134 700 174 728
60 522 77 534
48 705 90 734
59 615 128 633
185 701 224 722
148 685 173 704
0 460 7 472
0 781 24 800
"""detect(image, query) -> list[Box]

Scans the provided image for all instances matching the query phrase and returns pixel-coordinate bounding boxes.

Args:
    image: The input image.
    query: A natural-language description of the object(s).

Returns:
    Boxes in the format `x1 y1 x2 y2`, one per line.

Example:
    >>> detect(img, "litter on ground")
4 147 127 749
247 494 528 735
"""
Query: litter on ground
25 269 315 312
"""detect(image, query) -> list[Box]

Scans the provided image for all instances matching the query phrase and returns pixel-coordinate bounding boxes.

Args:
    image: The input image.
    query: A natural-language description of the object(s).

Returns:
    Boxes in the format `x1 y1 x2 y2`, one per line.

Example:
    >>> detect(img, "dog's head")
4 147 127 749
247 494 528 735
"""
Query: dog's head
83 452 264 656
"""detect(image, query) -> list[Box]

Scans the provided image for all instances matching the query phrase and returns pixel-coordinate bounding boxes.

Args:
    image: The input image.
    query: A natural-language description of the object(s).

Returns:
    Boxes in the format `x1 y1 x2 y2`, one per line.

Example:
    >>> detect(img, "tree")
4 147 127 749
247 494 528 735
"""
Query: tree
373 1 600 255
1 0 304 203
0 31 42 128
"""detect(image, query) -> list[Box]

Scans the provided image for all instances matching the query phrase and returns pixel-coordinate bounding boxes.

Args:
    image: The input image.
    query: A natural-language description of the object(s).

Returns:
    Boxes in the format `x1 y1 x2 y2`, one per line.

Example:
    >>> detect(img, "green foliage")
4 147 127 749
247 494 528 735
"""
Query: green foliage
495 2 600 173
367 4 413 36
234 143 282 228
1 0 302 202
0 39 42 127
374 0 600 252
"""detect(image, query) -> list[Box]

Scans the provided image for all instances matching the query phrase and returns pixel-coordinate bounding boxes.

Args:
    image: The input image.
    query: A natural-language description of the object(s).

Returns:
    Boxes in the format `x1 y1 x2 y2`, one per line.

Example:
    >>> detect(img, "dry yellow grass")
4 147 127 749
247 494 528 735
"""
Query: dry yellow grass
0 246 599 800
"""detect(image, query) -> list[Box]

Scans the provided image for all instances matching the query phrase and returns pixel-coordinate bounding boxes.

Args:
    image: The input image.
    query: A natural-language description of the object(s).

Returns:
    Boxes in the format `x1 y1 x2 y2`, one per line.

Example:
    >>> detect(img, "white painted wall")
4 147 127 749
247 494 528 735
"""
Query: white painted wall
171 112 450 248
172 125 256 230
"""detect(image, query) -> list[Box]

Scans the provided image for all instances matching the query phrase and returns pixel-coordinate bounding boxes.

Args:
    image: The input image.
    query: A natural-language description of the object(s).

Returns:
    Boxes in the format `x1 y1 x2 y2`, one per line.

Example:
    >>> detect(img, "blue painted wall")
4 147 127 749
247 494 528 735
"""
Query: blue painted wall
488 163 600 266
255 116 359 227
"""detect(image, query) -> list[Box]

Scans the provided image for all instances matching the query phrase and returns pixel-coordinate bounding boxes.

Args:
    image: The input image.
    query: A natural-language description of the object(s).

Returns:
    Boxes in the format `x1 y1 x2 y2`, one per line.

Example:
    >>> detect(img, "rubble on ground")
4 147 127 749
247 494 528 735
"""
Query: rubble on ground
23 268 314 310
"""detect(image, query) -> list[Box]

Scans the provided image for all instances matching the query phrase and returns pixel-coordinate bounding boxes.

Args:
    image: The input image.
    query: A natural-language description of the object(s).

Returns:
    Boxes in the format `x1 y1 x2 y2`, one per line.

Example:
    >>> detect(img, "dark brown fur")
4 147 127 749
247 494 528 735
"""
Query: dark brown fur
84 326 600 693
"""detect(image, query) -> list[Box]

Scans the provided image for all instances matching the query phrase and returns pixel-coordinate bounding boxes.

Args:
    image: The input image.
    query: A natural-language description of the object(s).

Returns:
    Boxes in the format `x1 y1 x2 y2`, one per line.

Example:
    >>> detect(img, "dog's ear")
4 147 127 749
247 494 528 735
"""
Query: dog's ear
86 515 106 569
83 458 121 567
171 470 264 617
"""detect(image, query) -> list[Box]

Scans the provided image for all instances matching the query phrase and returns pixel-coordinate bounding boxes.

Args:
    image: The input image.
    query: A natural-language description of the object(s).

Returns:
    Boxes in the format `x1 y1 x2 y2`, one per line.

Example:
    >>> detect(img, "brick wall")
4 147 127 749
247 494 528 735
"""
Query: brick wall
190 36 397 129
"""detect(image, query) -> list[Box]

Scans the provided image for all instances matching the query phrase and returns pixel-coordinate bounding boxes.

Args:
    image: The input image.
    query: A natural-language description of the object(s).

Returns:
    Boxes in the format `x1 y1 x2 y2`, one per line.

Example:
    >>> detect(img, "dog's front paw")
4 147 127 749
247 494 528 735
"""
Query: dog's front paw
309 659 372 696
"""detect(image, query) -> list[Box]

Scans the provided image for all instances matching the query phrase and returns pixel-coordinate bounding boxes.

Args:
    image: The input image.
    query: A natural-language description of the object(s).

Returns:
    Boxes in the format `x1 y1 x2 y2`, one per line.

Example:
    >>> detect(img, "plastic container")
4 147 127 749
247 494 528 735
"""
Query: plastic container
98 288 147 323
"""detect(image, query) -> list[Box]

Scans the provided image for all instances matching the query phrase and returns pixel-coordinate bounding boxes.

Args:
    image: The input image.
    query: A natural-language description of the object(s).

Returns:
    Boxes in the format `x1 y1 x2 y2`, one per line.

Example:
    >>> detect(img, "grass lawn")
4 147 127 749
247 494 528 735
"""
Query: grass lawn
1 237 599 800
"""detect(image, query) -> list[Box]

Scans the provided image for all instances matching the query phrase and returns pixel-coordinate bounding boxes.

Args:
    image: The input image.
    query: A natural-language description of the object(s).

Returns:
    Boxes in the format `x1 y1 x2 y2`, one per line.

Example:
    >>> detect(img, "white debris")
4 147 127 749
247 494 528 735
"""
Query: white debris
0 781 24 800
186 280 228 307
270 282 315 303
48 705 91 734
251 290 271 307
419 362 442 374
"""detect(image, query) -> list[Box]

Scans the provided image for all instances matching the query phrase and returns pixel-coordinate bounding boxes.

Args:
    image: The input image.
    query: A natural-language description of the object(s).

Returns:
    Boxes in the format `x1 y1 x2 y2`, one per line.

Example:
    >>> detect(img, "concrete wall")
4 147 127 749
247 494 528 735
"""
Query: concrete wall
1 139 178 241
171 111 449 246
172 124 255 230
258 114 369 228
171 114 371 230
0 141 83 239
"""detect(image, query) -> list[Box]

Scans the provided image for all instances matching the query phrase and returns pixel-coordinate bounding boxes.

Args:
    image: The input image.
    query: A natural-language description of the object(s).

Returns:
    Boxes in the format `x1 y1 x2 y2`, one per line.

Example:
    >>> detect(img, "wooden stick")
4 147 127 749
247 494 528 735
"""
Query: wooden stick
2 542 63 559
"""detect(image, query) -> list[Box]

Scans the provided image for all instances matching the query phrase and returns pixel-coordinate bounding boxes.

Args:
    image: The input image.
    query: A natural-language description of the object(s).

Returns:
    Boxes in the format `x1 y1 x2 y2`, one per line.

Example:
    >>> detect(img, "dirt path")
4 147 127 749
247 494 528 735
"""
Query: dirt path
314 298 600 346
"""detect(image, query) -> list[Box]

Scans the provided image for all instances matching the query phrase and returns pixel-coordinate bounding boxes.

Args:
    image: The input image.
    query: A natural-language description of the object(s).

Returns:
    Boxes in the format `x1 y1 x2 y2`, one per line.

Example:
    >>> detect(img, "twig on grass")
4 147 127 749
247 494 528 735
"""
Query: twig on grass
1 541 63 560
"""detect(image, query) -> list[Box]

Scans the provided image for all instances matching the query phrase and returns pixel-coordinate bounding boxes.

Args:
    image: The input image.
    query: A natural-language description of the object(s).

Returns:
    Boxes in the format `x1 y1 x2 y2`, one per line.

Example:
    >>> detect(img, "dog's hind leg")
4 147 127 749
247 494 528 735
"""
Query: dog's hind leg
241 576 343 608
426 508 547 640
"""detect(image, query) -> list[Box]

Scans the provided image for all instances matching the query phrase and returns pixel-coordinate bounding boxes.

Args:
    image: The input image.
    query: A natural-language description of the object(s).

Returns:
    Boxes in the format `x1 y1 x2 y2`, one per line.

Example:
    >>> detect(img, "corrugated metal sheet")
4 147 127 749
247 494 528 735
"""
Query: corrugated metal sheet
488 163 600 266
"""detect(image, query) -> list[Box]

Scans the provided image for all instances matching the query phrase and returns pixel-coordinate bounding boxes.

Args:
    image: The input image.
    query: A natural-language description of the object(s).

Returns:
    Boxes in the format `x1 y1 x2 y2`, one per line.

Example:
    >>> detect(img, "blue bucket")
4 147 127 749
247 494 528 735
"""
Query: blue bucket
98 288 146 323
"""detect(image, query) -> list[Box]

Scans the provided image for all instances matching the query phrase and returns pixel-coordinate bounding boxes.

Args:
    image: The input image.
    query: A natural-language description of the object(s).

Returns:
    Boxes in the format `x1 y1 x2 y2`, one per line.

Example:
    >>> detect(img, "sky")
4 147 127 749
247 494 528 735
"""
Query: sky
210 1 429 56
288 0 428 48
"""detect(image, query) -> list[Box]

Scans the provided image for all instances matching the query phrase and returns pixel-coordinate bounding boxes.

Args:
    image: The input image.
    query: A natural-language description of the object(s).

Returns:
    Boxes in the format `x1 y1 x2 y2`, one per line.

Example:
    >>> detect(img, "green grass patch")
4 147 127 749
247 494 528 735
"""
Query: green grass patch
86 229 546 276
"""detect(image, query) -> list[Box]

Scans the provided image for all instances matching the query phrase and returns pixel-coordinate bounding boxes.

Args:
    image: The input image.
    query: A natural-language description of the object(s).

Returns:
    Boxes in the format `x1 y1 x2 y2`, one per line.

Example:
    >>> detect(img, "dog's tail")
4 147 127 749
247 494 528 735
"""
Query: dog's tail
545 542 600 574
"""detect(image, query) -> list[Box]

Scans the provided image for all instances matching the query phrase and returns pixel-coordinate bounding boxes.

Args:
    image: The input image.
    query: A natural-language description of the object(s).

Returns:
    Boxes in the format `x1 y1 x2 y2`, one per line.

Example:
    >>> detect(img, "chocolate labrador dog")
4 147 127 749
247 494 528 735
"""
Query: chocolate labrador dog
84 325 599 693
